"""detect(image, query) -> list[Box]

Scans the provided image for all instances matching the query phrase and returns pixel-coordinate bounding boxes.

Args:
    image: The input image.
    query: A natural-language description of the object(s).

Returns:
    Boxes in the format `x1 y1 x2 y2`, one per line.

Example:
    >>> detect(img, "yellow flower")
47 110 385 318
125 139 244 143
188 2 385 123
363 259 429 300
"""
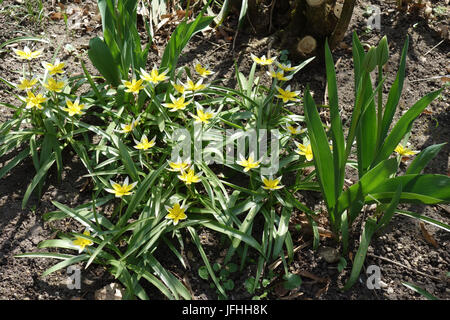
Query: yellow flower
275 85 300 103
191 105 215 124
62 98 85 116
72 230 94 253
194 63 214 78
267 68 292 81
185 78 206 92
171 80 186 94
42 59 65 75
167 158 191 172
43 77 65 92
251 53 276 66
24 91 47 110
13 46 43 60
134 135 156 150
262 176 284 191
394 144 418 157
275 61 296 72
17 78 38 91
236 153 261 172
178 168 202 185
104 177 137 197
163 95 191 112
165 202 188 225
140 66 169 84
284 123 306 135
294 141 313 161
119 117 139 133
122 78 145 94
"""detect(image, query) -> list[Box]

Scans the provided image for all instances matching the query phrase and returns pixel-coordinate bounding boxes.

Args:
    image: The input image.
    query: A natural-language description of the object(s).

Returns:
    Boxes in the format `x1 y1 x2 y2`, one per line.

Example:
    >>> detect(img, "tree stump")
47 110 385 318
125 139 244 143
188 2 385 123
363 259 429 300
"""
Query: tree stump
242 0 356 59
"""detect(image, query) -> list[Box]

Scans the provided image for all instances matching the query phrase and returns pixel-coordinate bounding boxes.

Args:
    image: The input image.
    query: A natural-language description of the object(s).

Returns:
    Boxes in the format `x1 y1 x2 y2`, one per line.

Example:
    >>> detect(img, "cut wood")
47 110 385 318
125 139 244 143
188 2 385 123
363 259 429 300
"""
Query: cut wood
306 0 325 7
297 35 317 56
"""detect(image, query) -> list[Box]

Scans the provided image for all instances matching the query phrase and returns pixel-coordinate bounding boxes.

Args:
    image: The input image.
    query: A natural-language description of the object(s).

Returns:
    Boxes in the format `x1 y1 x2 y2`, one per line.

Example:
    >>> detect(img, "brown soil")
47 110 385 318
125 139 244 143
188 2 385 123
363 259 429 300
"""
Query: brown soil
0 0 449 300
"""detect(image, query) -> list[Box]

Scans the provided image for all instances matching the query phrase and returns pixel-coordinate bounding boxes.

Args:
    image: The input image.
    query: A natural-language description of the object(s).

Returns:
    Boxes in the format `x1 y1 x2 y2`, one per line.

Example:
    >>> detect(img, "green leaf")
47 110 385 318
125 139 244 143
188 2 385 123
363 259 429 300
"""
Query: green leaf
224 203 263 264
343 217 377 290
118 162 167 227
201 220 263 256
198 266 209 280
225 263 238 273
395 210 450 232
127 263 175 300
272 206 292 259
369 174 450 204
237 0 248 29
0 147 30 180
223 279 235 291
373 89 442 167
22 155 56 209
376 184 402 230
362 46 377 72
402 282 439 300
406 143 446 175
336 158 398 217
379 36 409 145
376 35 389 66
303 87 336 223
188 226 226 298
213 263 221 272
42 254 89 277
15 252 75 260
51 201 98 232
338 257 347 273
325 40 345 199
88 37 120 86
283 273 302 290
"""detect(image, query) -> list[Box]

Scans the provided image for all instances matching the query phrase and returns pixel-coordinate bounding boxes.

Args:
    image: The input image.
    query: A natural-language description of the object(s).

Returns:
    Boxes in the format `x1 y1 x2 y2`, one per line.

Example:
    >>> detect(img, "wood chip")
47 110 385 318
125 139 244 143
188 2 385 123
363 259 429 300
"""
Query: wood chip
419 222 439 248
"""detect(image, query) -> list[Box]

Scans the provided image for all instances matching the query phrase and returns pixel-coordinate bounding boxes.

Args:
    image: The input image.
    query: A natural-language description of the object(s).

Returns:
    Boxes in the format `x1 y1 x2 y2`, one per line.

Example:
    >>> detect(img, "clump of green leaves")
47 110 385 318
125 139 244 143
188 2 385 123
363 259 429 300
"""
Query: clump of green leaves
303 33 450 289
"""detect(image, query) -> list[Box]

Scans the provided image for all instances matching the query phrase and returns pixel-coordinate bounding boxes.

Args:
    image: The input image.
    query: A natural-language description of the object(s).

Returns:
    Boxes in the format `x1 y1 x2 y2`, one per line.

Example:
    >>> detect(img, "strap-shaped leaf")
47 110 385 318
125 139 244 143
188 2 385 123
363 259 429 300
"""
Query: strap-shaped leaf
372 89 442 167
378 36 409 145
336 158 398 216
303 87 336 221
343 217 377 290
369 174 450 204
325 40 345 197
406 143 446 175
88 37 120 86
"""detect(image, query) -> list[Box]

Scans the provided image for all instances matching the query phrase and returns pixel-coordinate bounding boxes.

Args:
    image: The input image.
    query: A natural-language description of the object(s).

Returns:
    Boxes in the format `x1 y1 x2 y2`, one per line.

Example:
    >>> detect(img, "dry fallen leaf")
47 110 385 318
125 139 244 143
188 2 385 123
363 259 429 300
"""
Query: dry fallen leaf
422 108 433 115
50 12 64 21
420 222 439 248
315 279 331 298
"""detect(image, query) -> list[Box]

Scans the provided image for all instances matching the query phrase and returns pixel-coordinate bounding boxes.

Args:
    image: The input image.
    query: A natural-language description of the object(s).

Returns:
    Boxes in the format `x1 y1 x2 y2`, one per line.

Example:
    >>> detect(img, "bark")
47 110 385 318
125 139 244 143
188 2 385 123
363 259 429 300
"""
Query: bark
243 0 356 58
329 0 357 49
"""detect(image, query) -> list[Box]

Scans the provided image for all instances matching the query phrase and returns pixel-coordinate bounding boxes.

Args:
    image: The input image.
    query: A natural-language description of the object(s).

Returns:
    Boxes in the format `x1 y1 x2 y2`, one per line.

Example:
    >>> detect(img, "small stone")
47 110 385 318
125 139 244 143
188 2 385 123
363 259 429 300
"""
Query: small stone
386 247 392 253
387 287 394 294
318 246 341 263
397 244 403 250
95 283 124 300
379 280 388 288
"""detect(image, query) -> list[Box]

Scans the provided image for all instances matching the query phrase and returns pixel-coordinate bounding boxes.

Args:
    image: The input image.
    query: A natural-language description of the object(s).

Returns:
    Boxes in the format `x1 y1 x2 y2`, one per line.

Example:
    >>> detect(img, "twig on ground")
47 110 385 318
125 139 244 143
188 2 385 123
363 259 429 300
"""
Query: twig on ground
367 253 444 282
268 240 312 270
424 39 444 56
